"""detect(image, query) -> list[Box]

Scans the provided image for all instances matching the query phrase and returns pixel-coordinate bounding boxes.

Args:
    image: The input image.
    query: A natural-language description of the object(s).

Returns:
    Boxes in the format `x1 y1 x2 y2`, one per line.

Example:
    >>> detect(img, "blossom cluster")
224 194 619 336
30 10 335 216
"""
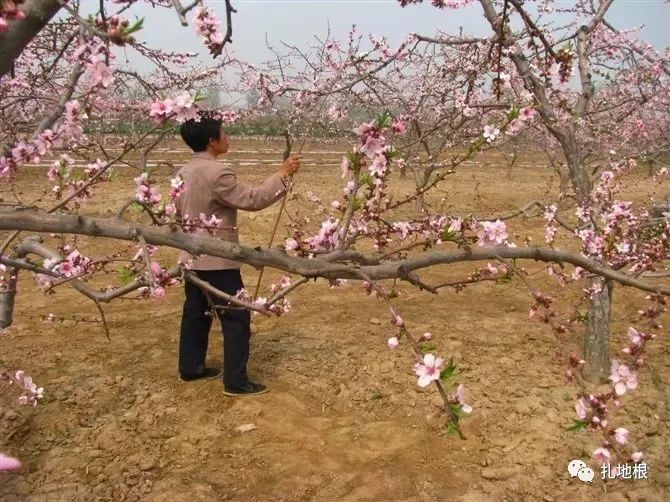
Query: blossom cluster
147 261 177 299
0 100 86 179
134 172 162 206
149 91 198 123
194 7 225 54
0 367 44 472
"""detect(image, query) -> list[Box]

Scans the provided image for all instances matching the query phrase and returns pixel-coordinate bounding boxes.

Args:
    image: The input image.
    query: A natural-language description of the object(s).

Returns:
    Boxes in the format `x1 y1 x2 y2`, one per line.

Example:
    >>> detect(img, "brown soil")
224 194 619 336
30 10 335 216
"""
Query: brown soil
1 138 668 501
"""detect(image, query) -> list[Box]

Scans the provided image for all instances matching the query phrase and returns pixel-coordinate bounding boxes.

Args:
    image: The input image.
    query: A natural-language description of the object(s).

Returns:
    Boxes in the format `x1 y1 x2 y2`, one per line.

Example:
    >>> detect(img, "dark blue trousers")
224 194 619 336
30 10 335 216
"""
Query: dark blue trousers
179 269 250 387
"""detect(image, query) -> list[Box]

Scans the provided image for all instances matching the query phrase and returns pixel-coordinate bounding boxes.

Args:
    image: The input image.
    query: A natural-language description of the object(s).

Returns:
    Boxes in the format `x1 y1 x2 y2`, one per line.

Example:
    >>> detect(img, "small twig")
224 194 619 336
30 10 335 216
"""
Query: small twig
93 298 111 341
117 199 161 225
185 271 272 316
354 269 465 439
266 277 309 307
137 234 155 289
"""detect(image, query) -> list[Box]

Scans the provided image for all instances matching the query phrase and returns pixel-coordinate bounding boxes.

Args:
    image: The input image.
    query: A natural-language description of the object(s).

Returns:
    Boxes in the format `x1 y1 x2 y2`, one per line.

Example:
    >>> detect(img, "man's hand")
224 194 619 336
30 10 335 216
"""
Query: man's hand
279 155 301 178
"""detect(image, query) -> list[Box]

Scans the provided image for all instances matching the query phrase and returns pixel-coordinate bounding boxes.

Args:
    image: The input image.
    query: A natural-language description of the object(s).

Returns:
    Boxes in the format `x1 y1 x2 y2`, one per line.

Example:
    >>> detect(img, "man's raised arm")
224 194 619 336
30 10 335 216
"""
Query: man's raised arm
214 155 301 211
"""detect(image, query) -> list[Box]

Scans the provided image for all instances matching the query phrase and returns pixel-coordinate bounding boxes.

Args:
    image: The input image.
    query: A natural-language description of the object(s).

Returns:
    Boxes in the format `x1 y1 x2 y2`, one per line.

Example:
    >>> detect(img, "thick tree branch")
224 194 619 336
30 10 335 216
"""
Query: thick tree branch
1 209 667 295
0 0 62 79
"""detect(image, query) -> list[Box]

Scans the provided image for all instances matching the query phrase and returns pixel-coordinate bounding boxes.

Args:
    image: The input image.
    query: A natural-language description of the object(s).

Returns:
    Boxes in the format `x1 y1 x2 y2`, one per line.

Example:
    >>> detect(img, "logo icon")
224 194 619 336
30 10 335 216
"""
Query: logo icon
578 466 595 482
568 459 595 483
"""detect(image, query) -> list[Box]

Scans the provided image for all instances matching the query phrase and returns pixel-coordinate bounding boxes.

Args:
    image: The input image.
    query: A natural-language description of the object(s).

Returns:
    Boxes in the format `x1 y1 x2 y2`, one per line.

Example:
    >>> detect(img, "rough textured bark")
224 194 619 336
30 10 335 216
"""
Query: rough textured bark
0 0 62 79
583 277 613 382
562 135 592 202
414 169 429 213
0 262 18 329
565 139 612 382
0 288 17 329
558 166 571 195
0 208 668 294
562 132 613 381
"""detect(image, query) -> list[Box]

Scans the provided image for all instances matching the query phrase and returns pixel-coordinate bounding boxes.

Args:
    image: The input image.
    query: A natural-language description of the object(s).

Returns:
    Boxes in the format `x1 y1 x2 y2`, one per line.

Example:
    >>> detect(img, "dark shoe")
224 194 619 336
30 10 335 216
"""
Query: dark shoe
179 367 223 382
223 381 268 397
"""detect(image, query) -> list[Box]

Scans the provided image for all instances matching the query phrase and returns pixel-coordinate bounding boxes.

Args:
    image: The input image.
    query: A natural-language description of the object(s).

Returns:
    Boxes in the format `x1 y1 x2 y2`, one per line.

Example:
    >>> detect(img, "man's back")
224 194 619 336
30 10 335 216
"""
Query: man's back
175 150 288 270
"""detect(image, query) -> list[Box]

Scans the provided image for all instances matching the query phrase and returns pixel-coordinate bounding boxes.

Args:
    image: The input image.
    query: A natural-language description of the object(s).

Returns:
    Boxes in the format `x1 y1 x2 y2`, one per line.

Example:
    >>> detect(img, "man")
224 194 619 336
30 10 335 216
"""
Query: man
175 114 301 396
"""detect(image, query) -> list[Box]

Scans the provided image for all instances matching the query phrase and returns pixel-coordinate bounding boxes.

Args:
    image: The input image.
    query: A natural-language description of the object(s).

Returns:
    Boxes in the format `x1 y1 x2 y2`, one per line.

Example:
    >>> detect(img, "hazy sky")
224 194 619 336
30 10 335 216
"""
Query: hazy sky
103 0 668 68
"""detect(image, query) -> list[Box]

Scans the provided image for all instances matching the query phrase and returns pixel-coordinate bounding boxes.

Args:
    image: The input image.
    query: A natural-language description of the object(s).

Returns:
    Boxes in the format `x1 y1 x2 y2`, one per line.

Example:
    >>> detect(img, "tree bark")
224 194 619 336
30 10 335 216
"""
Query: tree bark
562 132 612 381
0 209 668 294
0 273 17 329
411 167 428 214
561 135 592 202
558 166 571 195
583 277 613 382
0 0 62 79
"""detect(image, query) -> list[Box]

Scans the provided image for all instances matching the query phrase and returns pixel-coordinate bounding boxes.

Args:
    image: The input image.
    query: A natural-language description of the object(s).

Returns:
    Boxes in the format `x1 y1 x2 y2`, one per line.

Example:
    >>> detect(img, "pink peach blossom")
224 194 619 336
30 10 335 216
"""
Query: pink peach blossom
592 447 611 464
610 360 638 395
413 353 444 387
613 427 629 445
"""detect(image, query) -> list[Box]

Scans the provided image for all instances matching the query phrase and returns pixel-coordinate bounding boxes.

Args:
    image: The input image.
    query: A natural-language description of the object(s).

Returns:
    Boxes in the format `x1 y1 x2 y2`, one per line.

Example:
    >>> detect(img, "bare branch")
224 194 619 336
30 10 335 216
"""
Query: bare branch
266 277 309 306
184 271 272 316
414 34 490 45
170 0 189 26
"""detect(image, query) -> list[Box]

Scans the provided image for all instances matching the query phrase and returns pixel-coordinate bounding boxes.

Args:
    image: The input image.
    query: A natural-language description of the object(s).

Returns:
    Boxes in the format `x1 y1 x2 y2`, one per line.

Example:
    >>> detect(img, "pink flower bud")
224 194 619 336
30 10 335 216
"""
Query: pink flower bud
285 238 299 251
150 261 161 275
419 332 432 341
631 452 643 462
387 336 399 349
0 454 22 472
152 287 166 299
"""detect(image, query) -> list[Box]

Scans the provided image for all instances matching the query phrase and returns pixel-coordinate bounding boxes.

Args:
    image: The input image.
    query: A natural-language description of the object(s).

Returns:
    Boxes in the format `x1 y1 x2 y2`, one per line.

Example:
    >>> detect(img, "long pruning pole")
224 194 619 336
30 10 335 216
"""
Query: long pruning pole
252 125 314 300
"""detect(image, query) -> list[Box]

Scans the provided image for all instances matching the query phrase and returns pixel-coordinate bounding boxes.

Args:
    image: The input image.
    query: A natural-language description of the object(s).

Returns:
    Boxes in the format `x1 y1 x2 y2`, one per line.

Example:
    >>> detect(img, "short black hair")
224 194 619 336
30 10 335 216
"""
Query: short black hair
179 116 222 152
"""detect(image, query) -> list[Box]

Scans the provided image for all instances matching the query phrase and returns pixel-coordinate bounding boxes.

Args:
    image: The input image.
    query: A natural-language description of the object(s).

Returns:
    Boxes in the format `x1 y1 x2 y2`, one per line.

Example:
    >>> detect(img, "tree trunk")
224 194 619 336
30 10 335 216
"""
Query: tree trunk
583 277 613 382
411 167 428 214
562 133 612 381
0 272 18 329
414 192 426 213
564 146 592 201
558 165 571 195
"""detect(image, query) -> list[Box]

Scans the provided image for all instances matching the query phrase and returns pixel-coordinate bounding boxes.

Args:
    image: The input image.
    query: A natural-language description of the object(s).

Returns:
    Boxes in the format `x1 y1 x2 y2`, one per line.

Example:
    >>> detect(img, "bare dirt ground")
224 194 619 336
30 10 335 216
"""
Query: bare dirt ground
1 138 668 501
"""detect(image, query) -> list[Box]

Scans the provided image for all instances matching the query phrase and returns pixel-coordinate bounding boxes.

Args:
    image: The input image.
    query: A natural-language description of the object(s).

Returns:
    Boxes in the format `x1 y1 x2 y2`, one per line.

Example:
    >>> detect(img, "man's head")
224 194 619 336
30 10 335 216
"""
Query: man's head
179 116 229 155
